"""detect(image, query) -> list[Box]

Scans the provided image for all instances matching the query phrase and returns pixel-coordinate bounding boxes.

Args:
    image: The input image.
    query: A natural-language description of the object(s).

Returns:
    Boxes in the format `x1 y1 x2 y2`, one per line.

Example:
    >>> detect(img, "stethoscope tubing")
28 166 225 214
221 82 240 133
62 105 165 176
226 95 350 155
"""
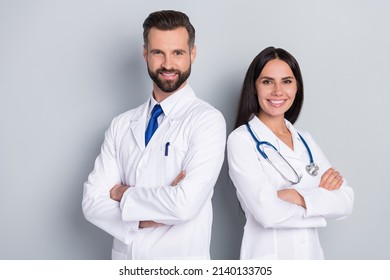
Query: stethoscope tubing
245 123 314 165
297 133 314 165
245 122 317 184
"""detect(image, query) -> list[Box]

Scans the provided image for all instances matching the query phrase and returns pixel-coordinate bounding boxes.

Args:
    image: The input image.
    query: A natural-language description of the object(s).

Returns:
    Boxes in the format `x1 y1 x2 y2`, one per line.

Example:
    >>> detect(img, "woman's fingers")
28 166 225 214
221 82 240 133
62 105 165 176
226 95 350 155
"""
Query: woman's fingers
320 167 343 190
320 167 334 184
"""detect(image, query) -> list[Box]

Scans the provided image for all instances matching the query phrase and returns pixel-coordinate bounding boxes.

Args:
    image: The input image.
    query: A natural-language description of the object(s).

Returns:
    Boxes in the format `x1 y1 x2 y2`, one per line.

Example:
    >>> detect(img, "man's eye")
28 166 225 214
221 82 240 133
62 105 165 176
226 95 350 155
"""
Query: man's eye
174 51 184 55
152 51 162 55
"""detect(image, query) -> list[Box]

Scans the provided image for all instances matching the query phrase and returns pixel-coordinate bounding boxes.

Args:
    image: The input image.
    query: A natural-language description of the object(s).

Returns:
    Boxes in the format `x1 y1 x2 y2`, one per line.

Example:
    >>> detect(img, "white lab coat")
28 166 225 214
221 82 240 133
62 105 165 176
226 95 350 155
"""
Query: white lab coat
83 84 226 259
227 116 354 260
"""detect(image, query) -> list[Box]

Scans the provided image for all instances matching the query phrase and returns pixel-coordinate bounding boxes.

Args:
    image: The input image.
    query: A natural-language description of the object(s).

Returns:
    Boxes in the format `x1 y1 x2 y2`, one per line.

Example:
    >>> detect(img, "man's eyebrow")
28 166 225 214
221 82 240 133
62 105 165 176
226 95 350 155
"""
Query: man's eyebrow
173 49 187 53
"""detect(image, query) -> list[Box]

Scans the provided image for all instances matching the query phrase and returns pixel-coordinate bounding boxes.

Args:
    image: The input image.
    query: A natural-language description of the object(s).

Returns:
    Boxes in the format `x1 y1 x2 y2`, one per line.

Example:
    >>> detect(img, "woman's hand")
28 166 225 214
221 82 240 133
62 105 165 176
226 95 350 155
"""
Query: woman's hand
277 189 306 209
277 167 343 209
320 167 343 191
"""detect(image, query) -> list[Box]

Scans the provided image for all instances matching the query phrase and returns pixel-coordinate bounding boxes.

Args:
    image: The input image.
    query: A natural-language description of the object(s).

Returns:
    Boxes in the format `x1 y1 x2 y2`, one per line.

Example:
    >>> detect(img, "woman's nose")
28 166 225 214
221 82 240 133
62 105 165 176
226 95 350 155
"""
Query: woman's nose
272 82 283 96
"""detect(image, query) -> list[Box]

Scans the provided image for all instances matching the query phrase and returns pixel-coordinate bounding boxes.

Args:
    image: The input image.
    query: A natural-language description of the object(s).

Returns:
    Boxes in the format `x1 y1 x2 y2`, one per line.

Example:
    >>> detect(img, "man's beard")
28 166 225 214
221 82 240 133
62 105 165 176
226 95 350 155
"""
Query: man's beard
147 65 191 93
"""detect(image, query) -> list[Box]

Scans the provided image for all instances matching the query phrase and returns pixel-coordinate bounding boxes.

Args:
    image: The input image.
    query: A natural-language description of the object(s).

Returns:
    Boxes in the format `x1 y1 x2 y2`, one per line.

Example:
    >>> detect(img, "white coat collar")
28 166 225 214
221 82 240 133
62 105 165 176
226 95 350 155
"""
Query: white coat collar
130 83 196 151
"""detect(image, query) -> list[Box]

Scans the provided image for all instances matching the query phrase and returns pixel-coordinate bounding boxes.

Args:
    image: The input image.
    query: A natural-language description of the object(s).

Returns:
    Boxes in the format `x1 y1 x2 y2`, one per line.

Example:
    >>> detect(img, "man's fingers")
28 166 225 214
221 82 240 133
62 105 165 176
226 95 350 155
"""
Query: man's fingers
109 184 121 197
110 184 129 201
171 170 186 186
139 221 165 228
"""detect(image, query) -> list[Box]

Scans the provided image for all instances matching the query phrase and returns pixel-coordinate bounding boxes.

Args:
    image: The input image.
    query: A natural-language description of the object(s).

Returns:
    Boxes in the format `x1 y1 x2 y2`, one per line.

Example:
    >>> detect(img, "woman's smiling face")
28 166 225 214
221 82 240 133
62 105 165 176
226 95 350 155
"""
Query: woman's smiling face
256 59 298 120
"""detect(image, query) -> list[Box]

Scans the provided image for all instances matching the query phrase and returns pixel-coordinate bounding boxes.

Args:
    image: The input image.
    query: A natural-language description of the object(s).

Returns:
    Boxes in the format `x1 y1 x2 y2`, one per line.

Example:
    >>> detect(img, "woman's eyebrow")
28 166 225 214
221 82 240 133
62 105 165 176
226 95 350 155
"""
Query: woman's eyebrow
259 76 295 80
259 76 274 80
282 76 295 80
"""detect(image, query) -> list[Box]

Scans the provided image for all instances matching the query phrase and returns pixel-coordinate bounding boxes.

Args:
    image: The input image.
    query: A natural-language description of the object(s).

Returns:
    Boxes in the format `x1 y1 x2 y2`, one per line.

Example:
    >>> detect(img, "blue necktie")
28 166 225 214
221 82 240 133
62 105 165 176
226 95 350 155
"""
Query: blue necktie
145 104 163 146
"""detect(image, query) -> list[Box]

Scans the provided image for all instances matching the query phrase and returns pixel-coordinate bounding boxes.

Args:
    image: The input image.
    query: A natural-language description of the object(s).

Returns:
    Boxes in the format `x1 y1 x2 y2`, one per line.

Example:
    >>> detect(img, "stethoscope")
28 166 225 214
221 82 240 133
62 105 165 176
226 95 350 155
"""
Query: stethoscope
246 123 319 184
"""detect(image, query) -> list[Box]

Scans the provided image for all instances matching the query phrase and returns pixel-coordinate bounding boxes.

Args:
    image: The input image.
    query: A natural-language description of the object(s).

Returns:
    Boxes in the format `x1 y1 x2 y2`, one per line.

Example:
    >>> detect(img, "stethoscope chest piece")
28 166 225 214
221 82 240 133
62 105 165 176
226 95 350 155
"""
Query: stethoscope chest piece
306 162 319 176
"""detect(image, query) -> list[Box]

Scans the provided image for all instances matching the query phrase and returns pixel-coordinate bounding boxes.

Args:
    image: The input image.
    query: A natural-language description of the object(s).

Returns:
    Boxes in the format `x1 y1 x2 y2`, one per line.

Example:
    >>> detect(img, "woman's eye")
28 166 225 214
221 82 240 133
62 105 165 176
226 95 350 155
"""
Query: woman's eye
284 79 293 84
262 80 271 85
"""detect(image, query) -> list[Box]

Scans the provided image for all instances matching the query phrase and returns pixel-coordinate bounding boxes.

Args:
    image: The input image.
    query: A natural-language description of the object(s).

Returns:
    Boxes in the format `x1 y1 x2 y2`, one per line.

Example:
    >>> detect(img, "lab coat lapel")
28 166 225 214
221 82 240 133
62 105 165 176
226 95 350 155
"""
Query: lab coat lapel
143 87 195 150
142 116 173 149
284 121 307 161
278 140 301 162
129 101 149 152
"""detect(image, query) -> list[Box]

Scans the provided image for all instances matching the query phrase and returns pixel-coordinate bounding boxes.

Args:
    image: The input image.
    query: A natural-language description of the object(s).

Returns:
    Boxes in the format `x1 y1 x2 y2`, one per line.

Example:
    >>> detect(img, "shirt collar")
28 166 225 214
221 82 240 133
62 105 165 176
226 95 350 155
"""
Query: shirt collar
147 83 193 118
148 97 159 117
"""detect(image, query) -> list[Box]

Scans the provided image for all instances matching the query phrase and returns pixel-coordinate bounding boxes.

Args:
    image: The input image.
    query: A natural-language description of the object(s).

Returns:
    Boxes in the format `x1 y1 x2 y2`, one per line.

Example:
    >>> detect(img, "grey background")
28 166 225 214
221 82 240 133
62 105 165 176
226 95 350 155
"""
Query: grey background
1 0 389 259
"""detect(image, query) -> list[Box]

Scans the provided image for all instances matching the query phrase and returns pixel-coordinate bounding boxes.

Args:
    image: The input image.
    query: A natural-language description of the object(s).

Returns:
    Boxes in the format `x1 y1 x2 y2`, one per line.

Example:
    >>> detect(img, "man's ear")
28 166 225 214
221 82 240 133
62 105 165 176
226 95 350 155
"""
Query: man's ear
190 45 197 63
143 46 147 61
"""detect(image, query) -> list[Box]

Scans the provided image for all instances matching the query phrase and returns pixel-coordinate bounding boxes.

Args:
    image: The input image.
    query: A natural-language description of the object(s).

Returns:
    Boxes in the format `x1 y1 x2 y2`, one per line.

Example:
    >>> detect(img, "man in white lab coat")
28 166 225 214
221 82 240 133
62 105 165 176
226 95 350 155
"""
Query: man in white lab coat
82 10 226 259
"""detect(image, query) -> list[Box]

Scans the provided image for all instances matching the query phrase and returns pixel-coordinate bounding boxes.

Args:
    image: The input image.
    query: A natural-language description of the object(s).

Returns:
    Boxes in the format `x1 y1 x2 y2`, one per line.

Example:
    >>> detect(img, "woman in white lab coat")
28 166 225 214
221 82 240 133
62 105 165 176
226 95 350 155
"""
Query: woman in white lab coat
227 47 354 260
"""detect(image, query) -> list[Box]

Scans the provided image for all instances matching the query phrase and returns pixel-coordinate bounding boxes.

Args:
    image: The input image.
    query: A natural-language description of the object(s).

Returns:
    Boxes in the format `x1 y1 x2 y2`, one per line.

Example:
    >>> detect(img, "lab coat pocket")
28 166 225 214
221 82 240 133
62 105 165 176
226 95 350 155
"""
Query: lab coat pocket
161 140 188 185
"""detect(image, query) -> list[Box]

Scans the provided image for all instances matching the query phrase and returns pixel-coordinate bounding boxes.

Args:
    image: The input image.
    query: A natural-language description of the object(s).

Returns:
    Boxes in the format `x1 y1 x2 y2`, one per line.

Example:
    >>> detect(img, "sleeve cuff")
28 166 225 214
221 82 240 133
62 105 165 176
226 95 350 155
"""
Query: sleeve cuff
295 188 315 217
123 221 139 244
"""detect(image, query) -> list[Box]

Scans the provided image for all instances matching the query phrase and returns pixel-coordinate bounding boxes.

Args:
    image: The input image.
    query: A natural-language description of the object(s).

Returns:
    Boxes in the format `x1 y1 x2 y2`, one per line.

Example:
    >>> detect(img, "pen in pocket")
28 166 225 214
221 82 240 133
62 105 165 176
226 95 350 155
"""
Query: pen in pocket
165 142 170 156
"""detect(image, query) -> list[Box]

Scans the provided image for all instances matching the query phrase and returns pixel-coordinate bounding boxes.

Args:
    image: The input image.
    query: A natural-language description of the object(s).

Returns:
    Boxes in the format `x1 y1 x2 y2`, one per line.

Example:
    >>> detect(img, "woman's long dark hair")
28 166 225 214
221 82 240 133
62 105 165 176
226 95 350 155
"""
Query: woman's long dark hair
234 47 304 129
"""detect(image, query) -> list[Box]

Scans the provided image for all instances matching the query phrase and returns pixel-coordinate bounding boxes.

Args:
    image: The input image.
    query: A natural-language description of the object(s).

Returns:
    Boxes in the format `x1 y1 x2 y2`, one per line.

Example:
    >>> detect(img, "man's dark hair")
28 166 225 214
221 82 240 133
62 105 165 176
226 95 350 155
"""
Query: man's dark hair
143 10 195 49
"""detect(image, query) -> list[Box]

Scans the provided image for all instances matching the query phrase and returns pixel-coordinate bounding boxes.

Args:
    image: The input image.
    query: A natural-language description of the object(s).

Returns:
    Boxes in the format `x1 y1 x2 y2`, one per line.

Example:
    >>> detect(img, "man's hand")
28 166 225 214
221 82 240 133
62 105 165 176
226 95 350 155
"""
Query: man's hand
139 221 165 228
114 171 186 228
110 184 130 202
171 170 186 186
137 171 186 229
